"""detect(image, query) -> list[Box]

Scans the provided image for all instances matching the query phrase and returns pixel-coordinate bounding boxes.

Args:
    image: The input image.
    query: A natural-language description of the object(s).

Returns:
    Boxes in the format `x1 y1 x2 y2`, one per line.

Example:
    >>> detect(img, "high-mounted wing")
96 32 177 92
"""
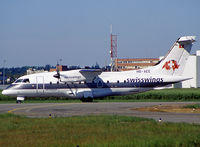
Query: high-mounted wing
79 69 102 82
53 69 102 83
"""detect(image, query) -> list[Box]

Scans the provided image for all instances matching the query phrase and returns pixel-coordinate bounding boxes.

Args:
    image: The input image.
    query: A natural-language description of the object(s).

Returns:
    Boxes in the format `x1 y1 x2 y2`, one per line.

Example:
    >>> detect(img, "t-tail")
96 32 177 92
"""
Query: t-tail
152 36 196 76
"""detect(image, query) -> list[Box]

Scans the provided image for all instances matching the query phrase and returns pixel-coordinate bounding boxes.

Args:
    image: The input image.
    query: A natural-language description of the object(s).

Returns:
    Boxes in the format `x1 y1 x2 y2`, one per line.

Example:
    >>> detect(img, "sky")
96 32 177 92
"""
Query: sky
1 0 200 68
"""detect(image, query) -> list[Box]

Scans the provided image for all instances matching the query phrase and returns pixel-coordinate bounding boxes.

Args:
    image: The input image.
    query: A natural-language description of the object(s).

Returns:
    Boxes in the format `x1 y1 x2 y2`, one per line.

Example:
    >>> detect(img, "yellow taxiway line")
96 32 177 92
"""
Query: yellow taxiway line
7 103 79 113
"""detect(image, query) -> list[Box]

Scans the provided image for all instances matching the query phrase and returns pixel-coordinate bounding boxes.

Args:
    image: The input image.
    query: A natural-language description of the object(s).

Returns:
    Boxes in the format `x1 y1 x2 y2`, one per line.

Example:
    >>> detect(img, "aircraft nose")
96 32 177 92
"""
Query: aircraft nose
2 90 12 96
2 90 8 95
2 89 17 96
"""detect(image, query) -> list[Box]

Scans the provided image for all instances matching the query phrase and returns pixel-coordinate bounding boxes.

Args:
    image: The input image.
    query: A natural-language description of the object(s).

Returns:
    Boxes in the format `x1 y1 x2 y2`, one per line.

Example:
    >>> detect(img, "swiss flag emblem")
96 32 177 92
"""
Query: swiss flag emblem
162 60 179 71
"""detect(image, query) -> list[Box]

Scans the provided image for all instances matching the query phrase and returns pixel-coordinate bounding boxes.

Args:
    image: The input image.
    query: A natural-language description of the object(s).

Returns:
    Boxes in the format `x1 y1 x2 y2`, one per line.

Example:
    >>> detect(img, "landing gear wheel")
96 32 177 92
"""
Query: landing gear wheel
16 100 22 104
16 97 24 104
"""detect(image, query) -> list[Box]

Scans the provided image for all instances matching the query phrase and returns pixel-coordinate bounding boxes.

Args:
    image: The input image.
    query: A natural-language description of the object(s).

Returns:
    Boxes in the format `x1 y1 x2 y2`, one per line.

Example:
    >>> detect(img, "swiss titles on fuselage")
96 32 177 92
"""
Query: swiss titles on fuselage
127 77 163 83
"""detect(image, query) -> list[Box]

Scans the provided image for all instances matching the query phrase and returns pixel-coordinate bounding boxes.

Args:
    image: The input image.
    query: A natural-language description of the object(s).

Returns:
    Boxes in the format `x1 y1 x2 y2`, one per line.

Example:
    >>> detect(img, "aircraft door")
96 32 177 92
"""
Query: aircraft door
36 76 45 94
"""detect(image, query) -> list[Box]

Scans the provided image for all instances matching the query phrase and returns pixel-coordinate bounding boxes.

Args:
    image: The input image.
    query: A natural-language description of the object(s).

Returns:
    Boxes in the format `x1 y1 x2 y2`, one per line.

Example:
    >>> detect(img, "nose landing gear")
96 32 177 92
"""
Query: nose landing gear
16 96 25 104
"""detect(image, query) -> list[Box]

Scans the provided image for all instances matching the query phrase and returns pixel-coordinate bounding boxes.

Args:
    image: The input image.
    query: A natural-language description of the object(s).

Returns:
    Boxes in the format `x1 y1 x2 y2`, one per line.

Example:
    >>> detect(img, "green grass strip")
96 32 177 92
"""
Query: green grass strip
0 113 200 147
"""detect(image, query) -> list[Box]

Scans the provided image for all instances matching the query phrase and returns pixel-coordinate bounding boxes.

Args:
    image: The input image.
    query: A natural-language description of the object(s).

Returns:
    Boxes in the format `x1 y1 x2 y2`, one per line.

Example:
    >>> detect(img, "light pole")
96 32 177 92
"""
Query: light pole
3 60 6 85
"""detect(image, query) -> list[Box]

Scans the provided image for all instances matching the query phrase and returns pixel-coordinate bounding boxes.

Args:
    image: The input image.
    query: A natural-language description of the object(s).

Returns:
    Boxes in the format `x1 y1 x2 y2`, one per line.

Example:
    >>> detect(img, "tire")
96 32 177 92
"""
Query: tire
16 100 22 104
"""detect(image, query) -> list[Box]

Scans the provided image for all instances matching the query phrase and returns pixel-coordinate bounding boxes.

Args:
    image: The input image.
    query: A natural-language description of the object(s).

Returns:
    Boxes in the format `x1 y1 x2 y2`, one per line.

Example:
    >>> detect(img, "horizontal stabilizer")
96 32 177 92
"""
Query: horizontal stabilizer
177 36 196 44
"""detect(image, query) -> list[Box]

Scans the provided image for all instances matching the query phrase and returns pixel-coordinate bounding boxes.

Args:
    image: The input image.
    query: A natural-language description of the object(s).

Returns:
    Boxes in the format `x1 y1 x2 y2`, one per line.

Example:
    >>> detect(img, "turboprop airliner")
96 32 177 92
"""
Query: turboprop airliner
2 36 196 103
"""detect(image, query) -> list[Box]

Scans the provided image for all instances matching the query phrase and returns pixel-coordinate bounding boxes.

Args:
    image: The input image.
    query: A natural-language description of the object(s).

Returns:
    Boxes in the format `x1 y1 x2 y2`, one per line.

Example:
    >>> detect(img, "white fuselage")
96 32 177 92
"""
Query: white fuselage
2 69 189 99
2 36 195 101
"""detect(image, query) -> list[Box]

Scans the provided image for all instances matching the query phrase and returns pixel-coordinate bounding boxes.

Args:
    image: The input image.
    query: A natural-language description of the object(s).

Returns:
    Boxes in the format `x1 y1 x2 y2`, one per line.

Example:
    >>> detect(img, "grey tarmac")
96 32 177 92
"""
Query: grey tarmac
1 102 200 124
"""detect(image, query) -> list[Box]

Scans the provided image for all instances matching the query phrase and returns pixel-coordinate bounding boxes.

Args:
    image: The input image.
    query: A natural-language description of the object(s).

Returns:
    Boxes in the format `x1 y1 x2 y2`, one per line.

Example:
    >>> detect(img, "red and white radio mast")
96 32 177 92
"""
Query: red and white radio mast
110 24 117 71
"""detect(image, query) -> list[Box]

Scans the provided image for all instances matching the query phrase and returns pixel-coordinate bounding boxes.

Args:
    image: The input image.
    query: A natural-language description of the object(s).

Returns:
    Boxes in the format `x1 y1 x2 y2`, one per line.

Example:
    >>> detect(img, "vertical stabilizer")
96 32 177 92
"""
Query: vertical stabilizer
152 36 195 76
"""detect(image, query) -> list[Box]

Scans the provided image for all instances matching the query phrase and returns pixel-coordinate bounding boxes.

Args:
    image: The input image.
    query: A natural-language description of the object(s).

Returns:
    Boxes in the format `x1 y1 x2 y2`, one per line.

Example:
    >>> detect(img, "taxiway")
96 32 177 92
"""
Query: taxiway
1 102 200 123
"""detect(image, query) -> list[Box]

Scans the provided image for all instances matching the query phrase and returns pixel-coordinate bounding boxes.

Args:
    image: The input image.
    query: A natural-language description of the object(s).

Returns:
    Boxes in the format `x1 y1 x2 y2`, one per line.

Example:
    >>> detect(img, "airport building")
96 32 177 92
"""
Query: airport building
49 65 68 72
181 50 200 88
116 50 200 88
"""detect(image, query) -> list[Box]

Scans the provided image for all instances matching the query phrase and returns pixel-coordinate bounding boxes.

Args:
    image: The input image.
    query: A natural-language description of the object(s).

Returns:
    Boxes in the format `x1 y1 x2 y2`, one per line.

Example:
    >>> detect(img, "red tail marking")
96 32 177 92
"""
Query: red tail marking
172 60 179 71
162 61 171 70
162 60 180 71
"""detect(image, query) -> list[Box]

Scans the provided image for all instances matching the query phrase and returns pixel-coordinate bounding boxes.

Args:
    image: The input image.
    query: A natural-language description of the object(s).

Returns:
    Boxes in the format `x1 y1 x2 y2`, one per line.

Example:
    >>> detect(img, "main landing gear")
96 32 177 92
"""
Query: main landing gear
80 97 93 102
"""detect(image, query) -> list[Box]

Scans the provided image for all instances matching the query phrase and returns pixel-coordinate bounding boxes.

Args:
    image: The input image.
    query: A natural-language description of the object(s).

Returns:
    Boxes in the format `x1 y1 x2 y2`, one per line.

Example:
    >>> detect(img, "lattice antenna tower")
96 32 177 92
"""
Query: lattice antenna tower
110 24 117 71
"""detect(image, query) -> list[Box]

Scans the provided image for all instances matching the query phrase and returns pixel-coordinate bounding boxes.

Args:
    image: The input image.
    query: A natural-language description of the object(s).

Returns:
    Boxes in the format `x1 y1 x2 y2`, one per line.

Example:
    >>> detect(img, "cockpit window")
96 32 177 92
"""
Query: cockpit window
14 78 30 83
14 79 23 83
23 79 30 83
